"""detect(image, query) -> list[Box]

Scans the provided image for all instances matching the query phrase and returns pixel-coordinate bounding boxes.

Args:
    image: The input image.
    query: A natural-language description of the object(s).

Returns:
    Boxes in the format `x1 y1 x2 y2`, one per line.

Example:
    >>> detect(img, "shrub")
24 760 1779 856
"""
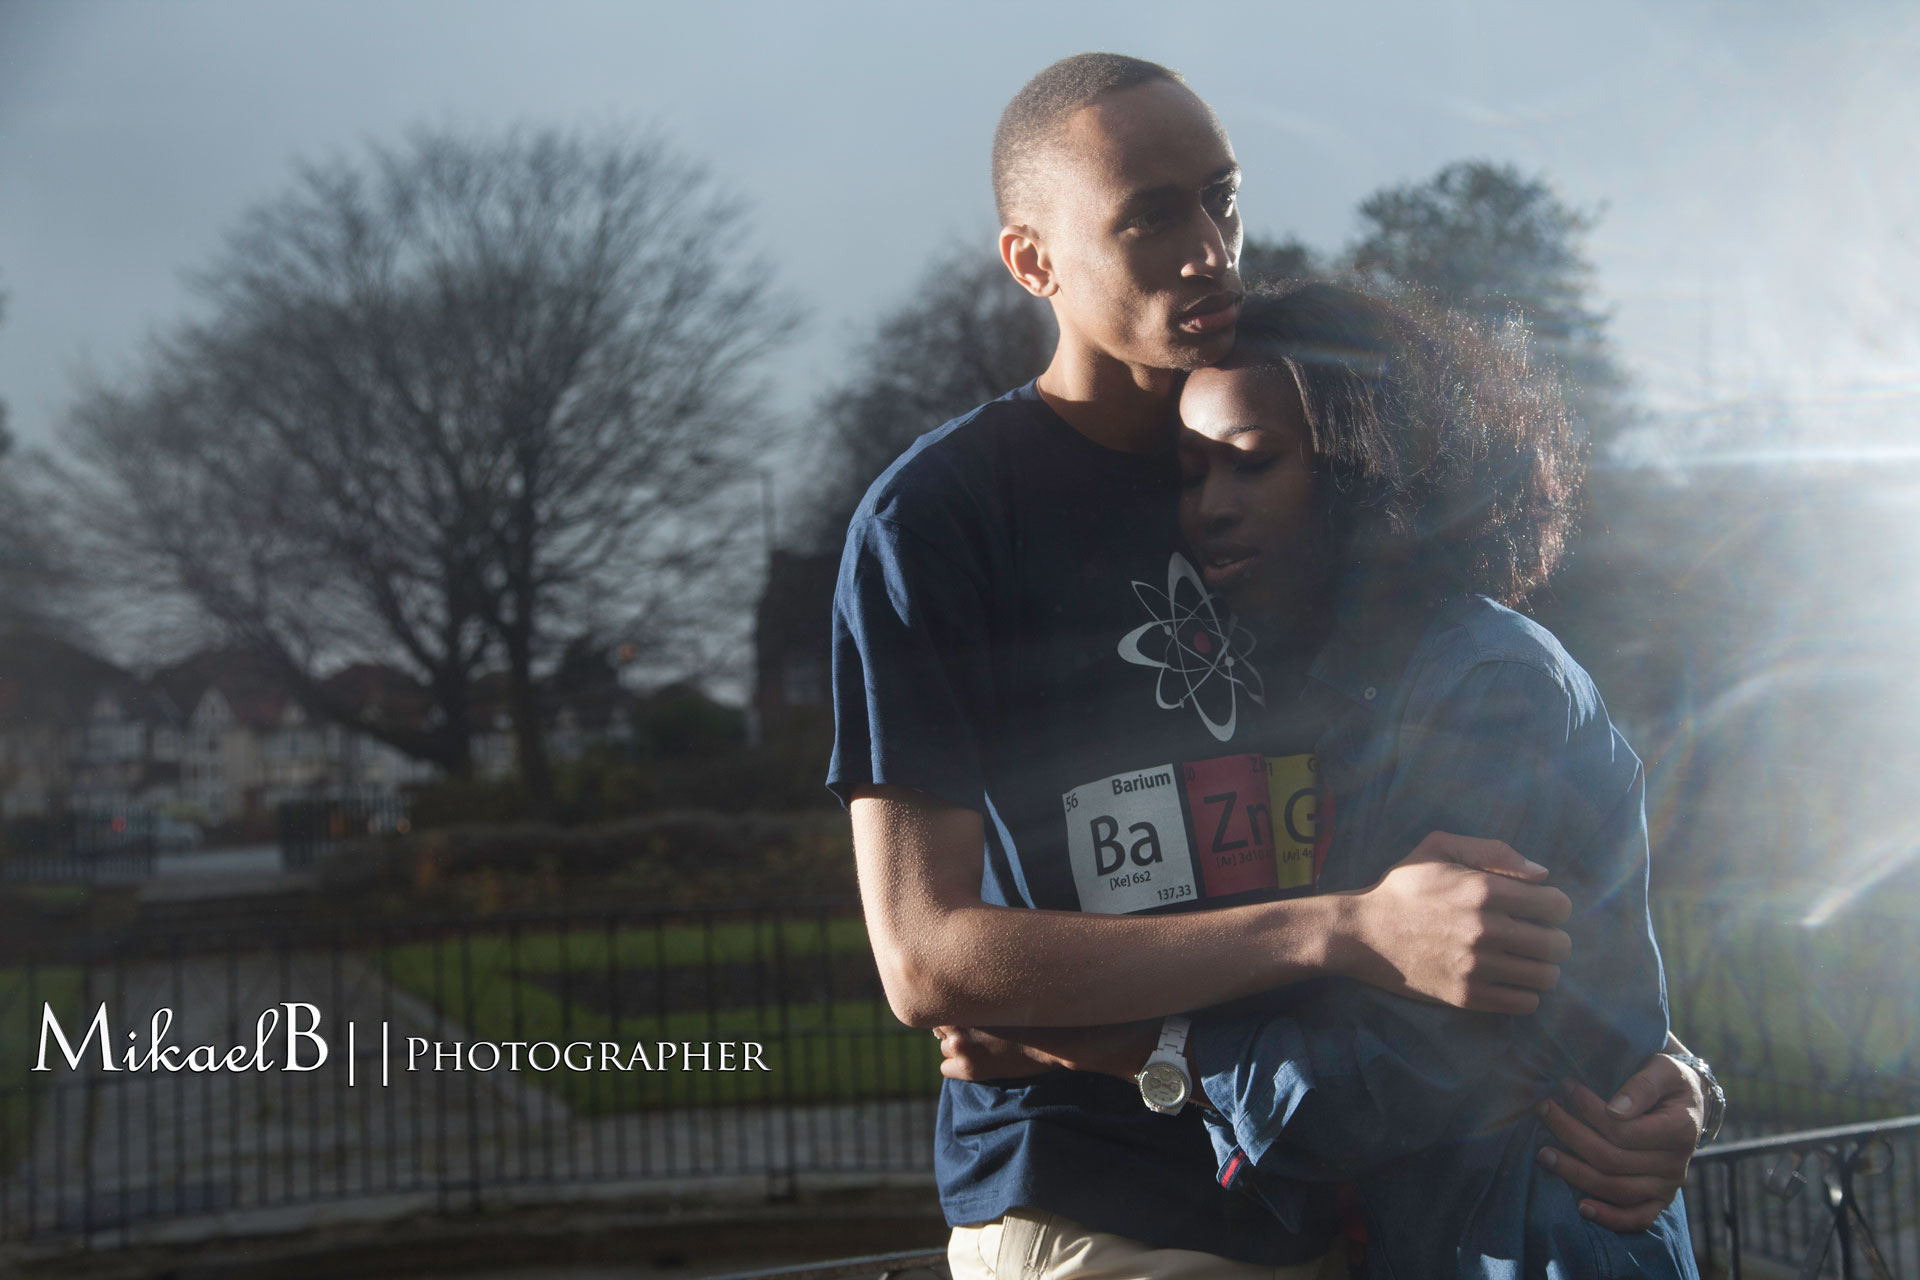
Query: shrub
318 809 855 915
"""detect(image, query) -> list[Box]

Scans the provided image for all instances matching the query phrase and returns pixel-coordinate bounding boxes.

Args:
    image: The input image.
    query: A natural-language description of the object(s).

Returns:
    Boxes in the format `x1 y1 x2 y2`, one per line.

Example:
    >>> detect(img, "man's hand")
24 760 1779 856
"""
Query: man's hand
1341 832 1574 1014
936 1024 1157 1083
934 1027 1062 1082
1536 1053 1707 1231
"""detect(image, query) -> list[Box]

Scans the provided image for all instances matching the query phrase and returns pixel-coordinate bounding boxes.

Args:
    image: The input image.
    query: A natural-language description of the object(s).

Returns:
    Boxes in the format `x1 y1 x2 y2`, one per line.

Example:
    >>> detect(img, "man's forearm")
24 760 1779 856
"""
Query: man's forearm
855 785 1359 1027
875 895 1351 1028
854 788 1569 1029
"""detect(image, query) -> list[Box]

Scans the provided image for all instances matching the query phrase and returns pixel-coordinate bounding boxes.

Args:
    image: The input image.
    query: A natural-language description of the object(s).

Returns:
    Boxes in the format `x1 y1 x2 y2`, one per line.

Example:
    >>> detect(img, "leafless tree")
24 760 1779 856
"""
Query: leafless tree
62 127 796 809
797 247 1055 551
0 286 78 640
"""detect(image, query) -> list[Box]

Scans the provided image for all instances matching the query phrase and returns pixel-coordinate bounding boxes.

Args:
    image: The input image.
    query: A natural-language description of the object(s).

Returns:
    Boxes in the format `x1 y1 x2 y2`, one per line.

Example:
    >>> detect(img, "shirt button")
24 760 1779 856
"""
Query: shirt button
1363 686 1377 701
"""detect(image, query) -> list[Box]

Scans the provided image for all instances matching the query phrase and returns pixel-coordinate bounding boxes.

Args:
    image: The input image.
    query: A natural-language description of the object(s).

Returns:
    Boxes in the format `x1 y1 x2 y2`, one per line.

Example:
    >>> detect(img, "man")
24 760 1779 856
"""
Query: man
830 53 1707 1277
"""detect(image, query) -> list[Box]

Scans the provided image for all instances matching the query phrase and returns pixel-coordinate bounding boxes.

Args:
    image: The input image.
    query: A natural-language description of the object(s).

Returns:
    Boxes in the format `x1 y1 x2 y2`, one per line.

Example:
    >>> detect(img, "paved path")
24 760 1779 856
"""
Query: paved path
151 844 284 880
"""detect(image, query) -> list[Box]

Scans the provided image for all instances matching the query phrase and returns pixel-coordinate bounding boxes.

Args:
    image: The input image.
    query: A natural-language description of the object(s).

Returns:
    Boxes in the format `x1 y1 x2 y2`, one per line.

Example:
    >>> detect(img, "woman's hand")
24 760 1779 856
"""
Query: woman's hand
1536 1052 1707 1230
1339 832 1574 1014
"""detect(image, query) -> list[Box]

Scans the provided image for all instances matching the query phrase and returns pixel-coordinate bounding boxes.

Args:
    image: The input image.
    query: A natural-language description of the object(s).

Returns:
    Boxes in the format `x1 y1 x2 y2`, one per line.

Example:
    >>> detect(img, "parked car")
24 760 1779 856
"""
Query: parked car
154 816 205 852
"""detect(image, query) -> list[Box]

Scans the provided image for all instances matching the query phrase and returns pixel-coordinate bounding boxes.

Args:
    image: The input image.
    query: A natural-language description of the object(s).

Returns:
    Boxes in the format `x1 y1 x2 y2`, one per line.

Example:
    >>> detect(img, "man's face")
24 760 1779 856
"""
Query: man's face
1033 80 1244 372
1178 364 1325 622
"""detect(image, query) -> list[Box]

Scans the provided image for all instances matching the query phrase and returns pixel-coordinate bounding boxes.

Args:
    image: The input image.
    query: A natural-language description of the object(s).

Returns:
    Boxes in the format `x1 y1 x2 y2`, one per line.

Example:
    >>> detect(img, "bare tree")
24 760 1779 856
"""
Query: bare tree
798 247 1055 551
0 448 72 641
62 127 796 807
0 286 78 640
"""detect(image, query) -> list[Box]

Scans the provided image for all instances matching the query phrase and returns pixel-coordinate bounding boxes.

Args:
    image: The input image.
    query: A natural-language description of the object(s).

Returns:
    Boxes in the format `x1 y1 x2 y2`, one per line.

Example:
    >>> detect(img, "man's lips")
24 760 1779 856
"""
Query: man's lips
1177 293 1243 335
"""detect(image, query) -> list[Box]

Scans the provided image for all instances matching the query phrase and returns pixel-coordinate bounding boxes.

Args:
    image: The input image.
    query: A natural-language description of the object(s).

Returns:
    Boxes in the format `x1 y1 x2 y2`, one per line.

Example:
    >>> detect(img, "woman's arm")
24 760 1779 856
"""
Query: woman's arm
936 1024 1705 1232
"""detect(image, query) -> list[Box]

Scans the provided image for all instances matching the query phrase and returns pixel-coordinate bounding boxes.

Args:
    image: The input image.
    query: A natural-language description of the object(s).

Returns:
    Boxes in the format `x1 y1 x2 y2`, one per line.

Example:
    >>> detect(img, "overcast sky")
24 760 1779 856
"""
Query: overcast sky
4 0 1917 482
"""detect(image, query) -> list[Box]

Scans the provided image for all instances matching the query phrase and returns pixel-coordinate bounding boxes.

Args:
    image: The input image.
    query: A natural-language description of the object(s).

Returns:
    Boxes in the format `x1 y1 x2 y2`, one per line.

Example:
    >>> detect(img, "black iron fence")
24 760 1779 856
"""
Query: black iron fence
0 810 159 883
0 898 1914 1268
277 793 412 869
1686 1116 1920 1280
0 903 936 1248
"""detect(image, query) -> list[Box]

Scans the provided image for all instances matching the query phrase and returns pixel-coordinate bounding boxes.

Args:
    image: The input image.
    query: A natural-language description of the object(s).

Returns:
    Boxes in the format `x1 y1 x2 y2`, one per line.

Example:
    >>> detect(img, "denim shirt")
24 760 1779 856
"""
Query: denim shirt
1192 595 1699 1279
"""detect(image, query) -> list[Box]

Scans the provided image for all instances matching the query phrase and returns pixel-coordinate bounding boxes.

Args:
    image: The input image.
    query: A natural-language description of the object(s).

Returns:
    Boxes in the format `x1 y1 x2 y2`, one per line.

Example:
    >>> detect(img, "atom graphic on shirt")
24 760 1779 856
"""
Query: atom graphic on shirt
1116 552 1265 742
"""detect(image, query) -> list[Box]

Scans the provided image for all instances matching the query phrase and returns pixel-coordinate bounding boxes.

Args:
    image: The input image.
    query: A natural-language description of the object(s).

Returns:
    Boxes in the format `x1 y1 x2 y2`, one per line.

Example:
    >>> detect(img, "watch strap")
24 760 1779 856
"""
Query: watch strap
1135 1015 1194 1115
1149 1015 1192 1064
1667 1051 1726 1146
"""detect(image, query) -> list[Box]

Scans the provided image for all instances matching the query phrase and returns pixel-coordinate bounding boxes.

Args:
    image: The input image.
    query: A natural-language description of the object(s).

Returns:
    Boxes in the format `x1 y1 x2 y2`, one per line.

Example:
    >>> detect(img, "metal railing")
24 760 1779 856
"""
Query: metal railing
703 1114 1920 1280
1 810 159 883
0 897 1914 1272
0 903 937 1247
1687 1115 1920 1280
276 793 412 869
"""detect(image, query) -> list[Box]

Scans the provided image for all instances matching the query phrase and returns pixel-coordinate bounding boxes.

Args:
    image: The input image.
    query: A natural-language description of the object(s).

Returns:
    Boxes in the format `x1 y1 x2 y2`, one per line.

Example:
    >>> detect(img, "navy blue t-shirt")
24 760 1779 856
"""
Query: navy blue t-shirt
827 383 1337 1263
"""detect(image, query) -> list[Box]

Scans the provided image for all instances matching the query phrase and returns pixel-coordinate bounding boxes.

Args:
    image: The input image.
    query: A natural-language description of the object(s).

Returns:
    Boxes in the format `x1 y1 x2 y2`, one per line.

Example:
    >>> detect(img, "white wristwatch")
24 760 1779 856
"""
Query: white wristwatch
1134 1015 1193 1115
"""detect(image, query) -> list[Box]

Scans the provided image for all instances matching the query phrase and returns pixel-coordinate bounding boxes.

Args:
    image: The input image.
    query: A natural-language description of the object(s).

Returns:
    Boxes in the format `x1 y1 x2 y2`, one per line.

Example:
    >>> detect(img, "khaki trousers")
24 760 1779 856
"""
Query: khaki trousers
947 1209 1349 1280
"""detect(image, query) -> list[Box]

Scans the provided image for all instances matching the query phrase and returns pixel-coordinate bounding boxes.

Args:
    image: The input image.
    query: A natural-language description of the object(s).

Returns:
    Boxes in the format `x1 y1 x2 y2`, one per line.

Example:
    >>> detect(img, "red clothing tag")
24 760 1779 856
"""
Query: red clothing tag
1313 785 1336 884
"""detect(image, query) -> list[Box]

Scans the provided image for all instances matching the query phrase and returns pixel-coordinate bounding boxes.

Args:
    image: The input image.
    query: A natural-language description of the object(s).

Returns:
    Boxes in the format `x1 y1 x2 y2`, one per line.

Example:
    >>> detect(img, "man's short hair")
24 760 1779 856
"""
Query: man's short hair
992 52 1185 227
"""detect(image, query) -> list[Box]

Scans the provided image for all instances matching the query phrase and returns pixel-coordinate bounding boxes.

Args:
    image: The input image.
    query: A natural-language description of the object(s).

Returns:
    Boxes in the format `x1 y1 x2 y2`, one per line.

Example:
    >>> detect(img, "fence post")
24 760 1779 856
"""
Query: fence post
773 911 798 1202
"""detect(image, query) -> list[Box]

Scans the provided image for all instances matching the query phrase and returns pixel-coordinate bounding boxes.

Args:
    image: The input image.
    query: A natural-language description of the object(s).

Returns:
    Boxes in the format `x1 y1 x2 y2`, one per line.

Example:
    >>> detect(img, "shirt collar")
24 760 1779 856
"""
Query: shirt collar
1304 569 1436 710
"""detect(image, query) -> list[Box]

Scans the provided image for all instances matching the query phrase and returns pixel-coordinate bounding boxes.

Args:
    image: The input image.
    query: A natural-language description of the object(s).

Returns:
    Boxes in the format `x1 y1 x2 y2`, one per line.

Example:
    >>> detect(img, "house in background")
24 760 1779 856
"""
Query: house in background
1 633 672 833
70 680 183 815
546 636 638 763
467 672 520 781
154 648 310 827
0 633 186 818
2 642 448 830
322 662 444 793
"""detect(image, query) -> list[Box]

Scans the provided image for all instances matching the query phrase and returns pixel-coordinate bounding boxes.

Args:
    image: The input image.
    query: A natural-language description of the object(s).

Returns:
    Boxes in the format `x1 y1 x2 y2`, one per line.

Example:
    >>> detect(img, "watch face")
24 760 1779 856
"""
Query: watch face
1139 1061 1190 1112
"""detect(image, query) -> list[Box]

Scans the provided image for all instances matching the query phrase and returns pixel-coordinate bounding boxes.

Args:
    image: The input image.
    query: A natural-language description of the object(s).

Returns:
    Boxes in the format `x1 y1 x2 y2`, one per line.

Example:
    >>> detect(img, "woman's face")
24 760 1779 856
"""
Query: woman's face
1177 364 1325 622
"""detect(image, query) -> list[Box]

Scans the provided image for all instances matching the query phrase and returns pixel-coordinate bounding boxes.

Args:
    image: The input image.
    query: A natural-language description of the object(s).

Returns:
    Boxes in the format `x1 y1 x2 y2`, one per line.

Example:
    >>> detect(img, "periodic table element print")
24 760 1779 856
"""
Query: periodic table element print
1062 764 1198 914
1264 753 1320 890
1182 754 1280 897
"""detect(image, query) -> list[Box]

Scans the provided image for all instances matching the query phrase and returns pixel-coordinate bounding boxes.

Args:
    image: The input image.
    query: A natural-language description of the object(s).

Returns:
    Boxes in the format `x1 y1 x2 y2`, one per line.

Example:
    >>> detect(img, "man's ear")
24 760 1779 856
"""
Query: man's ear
1000 225 1057 298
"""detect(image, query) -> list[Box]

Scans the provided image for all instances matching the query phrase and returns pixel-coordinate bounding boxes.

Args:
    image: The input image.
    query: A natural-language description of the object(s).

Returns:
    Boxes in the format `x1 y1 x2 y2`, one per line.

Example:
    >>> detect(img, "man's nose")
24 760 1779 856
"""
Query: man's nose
1181 211 1232 280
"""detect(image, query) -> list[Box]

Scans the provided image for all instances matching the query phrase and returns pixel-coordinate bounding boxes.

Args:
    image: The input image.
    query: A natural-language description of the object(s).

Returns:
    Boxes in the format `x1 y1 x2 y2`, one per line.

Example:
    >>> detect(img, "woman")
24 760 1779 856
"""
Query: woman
951 281 1702 1278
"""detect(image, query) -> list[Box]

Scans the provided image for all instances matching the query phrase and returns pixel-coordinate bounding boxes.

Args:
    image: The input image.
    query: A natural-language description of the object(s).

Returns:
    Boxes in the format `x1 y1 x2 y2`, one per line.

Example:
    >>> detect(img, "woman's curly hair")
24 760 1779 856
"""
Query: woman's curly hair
1230 280 1584 610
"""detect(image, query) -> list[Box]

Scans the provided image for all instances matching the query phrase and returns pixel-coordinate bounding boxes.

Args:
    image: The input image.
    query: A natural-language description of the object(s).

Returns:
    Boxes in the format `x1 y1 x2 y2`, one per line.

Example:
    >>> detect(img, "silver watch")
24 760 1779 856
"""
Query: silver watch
1134 1015 1193 1115
1667 1051 1726 1147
